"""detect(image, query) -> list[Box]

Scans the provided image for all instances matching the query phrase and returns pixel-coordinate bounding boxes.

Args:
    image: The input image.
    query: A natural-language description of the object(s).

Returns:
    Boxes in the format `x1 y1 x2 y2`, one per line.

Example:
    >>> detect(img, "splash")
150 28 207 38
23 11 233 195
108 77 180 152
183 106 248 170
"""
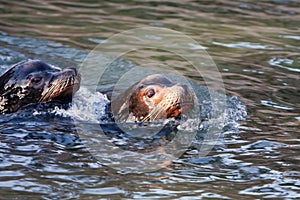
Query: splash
54 87 110 123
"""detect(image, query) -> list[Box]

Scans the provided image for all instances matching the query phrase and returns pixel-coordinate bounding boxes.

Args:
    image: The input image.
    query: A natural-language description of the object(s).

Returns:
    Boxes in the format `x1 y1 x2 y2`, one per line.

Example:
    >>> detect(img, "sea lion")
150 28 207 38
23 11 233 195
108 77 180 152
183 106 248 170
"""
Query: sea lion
110 74 195 122
0 60 80 114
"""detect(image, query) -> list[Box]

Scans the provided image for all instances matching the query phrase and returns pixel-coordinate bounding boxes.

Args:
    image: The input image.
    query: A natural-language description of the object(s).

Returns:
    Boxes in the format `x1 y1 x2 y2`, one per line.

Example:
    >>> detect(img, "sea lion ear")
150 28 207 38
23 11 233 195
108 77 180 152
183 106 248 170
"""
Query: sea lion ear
0 67 16 94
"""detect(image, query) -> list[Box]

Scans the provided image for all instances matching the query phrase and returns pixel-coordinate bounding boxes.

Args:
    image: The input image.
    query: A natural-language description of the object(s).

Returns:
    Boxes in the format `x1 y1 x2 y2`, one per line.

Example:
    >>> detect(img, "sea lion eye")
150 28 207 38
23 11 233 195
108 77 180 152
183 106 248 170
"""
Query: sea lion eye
31 77 42 84
146 89 155 98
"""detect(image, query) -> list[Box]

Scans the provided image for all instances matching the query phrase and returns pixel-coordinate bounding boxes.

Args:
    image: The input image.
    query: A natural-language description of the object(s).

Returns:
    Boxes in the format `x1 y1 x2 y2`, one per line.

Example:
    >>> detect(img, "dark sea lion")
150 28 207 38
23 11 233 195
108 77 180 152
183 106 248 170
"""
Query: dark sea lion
110 74 195 122
0 60 80 114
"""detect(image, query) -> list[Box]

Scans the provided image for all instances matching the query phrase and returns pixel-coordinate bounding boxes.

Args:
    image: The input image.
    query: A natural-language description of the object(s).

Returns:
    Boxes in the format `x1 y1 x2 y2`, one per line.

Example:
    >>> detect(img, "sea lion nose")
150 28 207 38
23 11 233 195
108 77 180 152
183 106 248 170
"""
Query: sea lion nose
176 84 190 94
64 67 78 76
181 85 189 91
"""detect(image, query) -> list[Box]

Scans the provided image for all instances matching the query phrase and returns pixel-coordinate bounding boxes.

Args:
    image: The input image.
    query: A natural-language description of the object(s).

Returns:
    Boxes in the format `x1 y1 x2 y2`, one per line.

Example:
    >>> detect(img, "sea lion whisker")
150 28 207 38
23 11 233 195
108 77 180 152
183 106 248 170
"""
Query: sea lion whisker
140 92 181 122
141 108 159 122
41 83 57 101
142 103 166 122
40 75 74 102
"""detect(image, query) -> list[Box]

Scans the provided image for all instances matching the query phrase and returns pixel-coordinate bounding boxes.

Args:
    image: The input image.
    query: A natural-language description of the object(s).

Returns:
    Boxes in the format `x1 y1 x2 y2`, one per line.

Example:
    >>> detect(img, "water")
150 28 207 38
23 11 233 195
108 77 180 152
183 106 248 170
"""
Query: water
0 0 299 199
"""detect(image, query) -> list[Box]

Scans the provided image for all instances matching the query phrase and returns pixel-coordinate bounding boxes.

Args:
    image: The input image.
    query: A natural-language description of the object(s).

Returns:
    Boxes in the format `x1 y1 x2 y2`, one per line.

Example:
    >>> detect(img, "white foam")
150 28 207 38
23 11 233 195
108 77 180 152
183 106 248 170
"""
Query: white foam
55 87 109 123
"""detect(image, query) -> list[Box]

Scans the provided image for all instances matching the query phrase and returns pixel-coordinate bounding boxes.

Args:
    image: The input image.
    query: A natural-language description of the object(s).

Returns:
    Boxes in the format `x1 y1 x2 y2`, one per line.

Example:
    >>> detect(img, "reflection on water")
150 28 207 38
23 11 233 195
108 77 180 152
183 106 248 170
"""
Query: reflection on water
0 0 299 199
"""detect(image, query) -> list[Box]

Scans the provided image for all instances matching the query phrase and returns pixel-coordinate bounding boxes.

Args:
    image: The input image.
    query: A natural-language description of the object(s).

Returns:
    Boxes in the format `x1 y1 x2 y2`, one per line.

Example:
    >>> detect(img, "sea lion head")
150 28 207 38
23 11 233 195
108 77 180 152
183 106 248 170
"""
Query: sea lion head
112 74 195 122
0 60 80 114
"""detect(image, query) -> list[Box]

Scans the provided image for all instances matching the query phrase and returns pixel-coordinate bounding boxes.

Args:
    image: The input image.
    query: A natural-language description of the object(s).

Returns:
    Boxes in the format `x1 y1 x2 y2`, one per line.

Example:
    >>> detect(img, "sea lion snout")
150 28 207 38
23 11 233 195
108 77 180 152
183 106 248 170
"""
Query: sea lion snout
40 66 80 103
62 67 79 76
155 83 195 119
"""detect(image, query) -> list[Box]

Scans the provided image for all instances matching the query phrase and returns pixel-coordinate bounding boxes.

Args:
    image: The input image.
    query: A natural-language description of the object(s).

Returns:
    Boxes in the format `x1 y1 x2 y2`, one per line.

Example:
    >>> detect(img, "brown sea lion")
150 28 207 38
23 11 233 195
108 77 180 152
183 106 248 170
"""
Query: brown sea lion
0 60 80 114
110 74 195 122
